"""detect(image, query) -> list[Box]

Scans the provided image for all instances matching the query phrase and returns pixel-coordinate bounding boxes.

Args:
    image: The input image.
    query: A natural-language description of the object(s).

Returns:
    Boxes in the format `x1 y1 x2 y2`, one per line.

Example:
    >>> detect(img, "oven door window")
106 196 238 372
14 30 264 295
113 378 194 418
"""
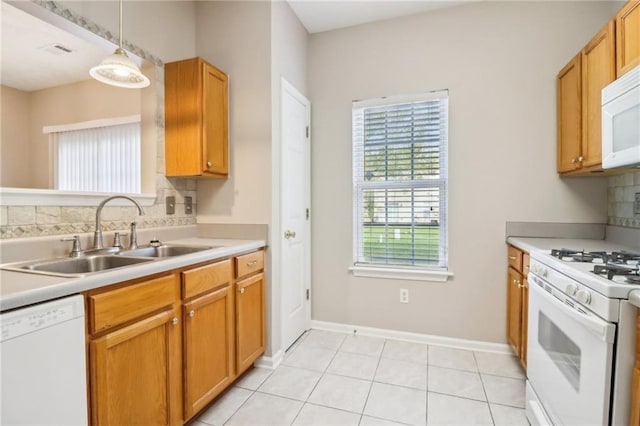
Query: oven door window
538 312 580 391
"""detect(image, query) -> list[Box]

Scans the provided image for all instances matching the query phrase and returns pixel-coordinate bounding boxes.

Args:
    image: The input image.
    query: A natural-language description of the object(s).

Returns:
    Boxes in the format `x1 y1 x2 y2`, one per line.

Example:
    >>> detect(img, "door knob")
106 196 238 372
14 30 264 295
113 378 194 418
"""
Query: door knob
284 230 296 239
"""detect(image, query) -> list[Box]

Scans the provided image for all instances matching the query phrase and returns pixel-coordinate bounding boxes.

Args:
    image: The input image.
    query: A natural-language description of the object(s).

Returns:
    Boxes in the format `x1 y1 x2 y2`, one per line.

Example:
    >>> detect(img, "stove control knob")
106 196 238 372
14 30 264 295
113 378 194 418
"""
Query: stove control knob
565 283 578 296
575 289 592 305
542 268 549 278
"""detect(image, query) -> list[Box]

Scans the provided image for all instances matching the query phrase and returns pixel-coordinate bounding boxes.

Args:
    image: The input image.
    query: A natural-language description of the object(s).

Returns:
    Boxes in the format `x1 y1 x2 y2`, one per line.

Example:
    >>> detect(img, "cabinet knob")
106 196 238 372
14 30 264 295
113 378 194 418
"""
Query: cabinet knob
570 158 577 164
189 310 195 318
206 161 212 168
239 287 245 294
172 317 179 325
246 260 258 267
578 156 584 162
508 256 517 260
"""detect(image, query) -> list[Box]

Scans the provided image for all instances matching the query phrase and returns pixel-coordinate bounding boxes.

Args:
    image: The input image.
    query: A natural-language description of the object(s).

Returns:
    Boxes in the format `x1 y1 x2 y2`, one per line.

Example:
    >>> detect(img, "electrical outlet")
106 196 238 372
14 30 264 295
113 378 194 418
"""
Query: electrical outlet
166 196 175 215
635 193 640 216
400 289 409 304
185 196 193 215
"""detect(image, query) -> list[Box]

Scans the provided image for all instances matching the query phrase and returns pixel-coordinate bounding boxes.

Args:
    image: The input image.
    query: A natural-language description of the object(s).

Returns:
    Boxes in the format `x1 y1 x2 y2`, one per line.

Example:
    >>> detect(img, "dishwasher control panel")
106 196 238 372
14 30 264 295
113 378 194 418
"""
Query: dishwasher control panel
1 296 83 341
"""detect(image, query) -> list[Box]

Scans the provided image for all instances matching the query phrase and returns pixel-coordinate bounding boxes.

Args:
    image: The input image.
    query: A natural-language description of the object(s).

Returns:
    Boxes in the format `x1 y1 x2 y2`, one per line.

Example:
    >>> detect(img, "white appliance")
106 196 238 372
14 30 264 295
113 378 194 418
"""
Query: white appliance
0 295 88 425
525 248 639 426
602 64 640 169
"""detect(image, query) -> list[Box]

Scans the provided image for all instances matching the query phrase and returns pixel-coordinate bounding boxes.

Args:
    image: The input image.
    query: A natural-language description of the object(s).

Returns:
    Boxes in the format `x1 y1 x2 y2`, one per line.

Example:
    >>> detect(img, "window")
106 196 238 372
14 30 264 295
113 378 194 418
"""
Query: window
352 92 449 274
45 116 141 194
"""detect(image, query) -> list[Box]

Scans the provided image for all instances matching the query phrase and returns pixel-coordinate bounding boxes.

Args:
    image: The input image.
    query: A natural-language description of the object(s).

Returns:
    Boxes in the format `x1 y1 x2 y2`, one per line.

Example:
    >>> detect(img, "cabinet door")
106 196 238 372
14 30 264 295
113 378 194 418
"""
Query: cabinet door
90 308 181 426
557 53 582 173
581 21 616 169
202 63 229 177
631 367 640 426
183 285 234 420
506 267 523 356
616 0 640 77
520 277 529 368
236 273 265 375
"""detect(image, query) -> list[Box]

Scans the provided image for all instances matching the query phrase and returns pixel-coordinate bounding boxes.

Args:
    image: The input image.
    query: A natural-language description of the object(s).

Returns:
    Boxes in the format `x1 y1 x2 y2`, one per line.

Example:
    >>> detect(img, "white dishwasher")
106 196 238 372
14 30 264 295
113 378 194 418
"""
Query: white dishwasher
0 294 88 425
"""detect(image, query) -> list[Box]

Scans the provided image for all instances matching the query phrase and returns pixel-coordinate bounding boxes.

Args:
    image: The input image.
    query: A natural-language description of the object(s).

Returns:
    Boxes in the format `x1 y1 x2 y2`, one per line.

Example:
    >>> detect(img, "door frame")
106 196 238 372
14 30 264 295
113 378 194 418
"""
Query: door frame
278 78 311 352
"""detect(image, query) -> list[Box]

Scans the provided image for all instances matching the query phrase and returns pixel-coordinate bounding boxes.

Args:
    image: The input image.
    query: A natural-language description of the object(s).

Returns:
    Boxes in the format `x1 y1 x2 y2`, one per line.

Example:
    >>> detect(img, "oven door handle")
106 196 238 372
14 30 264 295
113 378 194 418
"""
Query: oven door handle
531 278 615 343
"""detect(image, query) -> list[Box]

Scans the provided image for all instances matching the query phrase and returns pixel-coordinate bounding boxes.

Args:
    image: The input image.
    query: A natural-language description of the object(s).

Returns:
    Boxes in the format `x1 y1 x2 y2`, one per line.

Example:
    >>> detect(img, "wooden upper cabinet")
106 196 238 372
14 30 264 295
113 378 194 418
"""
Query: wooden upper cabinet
616 0 640 77
581 21 616 169
165 57 229 178
557 20 616 175
557 53 582 173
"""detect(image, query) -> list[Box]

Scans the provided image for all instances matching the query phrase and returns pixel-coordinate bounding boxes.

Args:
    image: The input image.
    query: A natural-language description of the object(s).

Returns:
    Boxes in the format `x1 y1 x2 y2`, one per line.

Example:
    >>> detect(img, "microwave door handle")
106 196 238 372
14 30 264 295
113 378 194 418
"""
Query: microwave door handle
531 279 614 343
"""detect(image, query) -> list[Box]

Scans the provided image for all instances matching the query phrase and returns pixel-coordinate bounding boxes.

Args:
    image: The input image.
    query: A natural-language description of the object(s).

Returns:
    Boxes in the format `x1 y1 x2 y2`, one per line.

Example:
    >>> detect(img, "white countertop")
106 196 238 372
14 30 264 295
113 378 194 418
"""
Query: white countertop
0 238 266 312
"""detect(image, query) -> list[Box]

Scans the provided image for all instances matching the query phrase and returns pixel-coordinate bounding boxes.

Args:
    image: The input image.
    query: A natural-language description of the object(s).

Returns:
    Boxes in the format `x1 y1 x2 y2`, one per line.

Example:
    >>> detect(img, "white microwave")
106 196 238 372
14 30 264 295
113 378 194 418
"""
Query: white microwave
601 64 640 169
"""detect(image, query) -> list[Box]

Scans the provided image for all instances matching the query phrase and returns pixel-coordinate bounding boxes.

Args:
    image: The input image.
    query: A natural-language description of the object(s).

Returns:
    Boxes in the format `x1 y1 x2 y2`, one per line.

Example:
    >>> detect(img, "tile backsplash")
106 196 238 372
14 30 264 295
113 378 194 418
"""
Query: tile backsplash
608 171 640 229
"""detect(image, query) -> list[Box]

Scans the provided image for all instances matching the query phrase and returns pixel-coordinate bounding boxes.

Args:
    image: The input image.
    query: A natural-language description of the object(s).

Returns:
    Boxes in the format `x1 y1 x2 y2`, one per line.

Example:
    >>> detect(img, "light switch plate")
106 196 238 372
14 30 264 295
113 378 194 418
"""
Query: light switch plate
166 196 175 215
635 193 640 215
185 196 193 215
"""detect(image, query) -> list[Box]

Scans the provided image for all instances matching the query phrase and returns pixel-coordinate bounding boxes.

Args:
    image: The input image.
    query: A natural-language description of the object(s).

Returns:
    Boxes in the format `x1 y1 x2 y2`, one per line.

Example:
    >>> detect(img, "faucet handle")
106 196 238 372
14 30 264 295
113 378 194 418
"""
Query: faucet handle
61 235 82 257
112 232 128 248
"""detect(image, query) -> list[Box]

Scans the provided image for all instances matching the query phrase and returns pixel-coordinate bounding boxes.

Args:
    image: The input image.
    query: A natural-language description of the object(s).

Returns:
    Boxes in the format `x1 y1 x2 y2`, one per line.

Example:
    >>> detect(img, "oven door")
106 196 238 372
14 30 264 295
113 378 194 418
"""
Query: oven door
527 275 616 425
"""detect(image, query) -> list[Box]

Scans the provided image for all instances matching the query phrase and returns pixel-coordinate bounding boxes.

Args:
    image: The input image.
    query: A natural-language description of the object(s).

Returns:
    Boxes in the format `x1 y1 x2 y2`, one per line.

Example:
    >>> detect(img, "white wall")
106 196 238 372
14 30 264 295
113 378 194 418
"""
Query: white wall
195 1 272 225
308 1 612 343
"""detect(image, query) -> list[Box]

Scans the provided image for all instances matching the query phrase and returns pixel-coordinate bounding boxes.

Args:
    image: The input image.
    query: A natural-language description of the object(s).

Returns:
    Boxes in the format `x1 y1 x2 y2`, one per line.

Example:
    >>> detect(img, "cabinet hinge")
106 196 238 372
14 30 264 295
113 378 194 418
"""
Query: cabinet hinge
306 289 310 300
306 126 310 138
306 208 310 220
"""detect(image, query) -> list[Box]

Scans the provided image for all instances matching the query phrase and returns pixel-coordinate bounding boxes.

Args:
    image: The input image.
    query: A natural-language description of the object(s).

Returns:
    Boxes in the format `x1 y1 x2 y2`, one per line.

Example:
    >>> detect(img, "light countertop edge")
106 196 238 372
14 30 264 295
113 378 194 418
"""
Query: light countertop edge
0 238 266 312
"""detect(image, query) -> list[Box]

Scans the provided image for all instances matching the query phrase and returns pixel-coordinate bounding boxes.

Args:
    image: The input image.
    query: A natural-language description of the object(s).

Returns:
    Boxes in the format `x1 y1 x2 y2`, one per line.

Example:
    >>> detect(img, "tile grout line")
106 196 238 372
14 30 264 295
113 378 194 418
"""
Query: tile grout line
474 351 496 426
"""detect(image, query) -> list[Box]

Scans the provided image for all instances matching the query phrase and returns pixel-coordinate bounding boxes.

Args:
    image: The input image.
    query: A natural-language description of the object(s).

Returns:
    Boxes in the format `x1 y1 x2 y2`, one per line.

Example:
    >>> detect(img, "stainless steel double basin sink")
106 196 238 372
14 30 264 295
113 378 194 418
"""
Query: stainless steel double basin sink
2 244 218 277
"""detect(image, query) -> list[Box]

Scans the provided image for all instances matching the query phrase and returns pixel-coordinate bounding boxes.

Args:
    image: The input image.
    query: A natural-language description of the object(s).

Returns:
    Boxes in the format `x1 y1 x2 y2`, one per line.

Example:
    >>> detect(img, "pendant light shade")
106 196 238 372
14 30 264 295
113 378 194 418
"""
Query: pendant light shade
89 0 149 89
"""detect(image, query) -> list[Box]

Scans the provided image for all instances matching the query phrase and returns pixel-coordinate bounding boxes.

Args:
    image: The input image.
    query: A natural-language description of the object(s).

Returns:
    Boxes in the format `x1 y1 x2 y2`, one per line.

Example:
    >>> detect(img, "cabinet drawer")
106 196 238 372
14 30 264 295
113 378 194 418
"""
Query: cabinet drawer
89 274 179 333
508 246 523 271
235 251 264 279
182 259 232 299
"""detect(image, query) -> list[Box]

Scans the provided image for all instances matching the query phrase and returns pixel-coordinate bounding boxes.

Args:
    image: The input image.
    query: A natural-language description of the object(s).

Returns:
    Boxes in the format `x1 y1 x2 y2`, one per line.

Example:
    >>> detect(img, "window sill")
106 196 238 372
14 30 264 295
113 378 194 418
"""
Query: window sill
349 265 453 283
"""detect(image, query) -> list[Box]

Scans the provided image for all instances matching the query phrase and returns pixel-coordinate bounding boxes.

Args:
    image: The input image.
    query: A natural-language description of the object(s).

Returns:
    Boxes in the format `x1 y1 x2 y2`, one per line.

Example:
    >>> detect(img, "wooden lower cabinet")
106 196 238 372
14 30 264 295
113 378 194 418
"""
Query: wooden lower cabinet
507 266 523 354
506 245 530 368
236 272 265 375
86 250 265 425
89 306 182 426
631 366 640 425
183 284 235 420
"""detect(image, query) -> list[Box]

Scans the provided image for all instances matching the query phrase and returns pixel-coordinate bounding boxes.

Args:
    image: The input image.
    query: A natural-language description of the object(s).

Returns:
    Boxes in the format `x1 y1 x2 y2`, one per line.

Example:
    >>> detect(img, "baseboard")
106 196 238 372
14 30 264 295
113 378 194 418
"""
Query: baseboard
310 320 511 354
255 349 284 370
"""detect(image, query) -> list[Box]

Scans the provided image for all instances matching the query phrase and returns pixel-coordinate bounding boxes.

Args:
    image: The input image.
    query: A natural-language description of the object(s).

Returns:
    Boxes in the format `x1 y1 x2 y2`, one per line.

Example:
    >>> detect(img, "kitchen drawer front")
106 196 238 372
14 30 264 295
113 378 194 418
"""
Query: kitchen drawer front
508 246 523 271
182 259 232 299
89 274 179 333
235 251 264 279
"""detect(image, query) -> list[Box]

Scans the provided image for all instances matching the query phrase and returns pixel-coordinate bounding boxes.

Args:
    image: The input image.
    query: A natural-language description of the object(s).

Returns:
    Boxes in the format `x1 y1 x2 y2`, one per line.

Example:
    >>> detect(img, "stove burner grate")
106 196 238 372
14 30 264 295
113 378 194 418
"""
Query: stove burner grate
551 248 609 263
593 263 640 282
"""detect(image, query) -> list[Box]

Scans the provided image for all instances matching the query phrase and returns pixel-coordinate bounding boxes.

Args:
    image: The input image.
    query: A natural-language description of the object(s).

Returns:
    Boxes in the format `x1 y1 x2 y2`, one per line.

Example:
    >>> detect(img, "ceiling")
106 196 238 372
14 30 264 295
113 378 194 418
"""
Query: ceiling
1 2 108 92
287 0 471 34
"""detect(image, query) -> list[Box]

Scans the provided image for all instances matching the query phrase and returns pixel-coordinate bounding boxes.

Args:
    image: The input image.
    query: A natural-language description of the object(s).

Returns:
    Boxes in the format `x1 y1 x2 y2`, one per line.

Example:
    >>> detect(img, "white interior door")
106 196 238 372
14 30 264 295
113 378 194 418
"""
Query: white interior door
281 79 311 350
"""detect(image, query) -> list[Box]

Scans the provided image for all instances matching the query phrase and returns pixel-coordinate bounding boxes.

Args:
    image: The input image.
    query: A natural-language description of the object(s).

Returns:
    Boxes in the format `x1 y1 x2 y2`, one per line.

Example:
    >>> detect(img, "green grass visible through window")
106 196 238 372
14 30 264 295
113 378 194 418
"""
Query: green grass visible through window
362 224 440 266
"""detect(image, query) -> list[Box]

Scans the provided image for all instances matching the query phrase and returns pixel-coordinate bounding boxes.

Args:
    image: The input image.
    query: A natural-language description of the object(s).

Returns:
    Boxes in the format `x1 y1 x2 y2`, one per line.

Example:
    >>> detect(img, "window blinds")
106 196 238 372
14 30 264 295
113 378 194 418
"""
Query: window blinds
55 122 141 193
352 92 448 269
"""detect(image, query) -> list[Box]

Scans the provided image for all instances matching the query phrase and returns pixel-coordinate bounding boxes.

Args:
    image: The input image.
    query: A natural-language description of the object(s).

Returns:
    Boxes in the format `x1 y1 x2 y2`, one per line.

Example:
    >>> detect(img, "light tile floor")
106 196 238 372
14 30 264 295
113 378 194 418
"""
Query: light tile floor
193 330 528 426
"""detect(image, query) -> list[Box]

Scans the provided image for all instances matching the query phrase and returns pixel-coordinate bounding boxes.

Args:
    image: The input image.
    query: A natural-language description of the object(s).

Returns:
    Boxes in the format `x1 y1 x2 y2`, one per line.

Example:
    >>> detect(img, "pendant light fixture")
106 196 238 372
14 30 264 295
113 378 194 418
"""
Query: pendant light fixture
89 0 149 88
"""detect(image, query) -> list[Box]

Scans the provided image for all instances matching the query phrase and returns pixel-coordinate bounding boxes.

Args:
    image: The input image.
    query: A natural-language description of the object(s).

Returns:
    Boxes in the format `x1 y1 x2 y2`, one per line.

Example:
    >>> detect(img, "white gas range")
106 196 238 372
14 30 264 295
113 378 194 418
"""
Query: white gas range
526 246 640 426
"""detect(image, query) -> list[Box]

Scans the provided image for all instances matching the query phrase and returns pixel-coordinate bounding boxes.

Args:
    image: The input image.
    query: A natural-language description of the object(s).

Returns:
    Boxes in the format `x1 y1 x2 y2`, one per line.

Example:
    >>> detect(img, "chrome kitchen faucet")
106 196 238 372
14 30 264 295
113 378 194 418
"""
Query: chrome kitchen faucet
93 195 145 249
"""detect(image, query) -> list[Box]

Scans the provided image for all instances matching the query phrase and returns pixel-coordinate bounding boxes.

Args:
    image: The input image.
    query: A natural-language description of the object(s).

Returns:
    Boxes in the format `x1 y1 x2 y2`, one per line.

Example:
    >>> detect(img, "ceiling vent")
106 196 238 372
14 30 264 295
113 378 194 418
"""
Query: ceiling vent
40 44 73 55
